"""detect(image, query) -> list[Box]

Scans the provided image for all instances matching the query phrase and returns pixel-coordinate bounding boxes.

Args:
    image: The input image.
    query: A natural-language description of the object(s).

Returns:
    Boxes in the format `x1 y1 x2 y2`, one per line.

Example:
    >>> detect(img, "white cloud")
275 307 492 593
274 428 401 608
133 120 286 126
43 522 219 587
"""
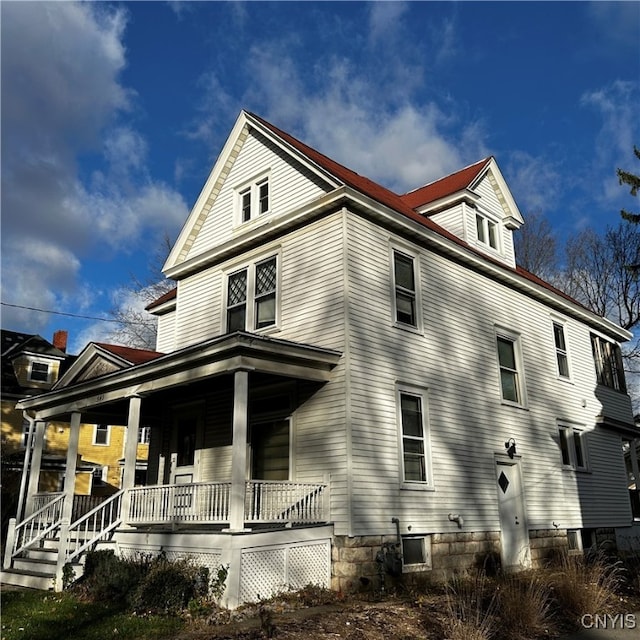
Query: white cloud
242 45 487 193
1 2 188 334
581 80 639 203
506 152 562 215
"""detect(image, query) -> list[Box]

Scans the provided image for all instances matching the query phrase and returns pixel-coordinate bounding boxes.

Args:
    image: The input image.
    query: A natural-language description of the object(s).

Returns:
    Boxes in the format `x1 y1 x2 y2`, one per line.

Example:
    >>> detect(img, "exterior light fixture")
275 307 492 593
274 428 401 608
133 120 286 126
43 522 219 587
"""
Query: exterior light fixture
505 438 517 458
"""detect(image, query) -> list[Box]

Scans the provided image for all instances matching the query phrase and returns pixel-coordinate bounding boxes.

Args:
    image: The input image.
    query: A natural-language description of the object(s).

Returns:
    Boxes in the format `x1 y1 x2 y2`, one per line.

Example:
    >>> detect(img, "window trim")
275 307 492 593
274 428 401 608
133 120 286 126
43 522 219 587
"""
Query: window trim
552 319 571 380
27 358 52 383
93 424 110 446
234 172 271 225
558 422 589 472
475 211 501 251
396 384 433 490
223 253 280 333
391 246 422 332
495 328 527 407
401 535 433 572
590 333 627 393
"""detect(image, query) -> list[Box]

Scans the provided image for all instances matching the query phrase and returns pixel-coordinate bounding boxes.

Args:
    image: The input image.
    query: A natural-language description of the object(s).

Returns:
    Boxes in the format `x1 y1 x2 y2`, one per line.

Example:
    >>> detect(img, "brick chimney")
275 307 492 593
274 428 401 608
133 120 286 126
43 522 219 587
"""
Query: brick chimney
53 329 68 353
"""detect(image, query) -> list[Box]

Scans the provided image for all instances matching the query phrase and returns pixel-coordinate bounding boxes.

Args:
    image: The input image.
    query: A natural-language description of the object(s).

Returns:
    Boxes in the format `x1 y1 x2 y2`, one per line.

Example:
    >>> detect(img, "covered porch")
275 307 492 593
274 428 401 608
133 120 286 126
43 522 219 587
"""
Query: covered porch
4 332 341 594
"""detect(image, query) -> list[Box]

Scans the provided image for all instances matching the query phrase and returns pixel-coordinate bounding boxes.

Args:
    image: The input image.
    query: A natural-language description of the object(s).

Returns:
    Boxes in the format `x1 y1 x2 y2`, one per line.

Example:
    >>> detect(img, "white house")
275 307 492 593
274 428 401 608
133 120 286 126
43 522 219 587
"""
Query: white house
4 110 639 606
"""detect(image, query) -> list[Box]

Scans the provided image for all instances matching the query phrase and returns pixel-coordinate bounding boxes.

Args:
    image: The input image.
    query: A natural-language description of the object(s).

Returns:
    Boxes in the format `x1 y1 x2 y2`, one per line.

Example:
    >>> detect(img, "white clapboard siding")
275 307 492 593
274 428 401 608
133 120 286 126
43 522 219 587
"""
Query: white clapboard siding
185 130 331 262
343 212 632 536
156 311 176 353
428 203 466 240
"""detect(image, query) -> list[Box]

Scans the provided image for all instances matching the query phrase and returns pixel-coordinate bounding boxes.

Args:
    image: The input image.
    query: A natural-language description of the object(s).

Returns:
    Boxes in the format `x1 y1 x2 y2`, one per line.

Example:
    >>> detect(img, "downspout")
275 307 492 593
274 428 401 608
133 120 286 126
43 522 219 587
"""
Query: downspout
15 412 36 522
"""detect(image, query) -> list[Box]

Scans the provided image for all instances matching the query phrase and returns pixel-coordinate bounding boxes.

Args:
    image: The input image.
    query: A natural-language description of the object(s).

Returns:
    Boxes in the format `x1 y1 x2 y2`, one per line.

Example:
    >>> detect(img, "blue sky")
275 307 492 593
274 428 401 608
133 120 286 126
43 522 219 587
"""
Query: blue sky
1 1 639 354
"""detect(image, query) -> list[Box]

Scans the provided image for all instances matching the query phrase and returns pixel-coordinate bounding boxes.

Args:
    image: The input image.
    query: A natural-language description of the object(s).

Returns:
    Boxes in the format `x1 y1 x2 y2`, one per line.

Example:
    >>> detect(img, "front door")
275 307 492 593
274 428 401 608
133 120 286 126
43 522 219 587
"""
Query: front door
495 458 531 570
170 413 201 485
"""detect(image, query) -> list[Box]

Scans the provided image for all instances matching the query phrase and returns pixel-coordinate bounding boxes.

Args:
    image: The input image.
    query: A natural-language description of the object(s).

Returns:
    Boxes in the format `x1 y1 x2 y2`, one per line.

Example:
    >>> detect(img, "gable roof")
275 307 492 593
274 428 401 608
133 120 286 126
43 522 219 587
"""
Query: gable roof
400 158 492 209
54 342 164 389
149 111 629 342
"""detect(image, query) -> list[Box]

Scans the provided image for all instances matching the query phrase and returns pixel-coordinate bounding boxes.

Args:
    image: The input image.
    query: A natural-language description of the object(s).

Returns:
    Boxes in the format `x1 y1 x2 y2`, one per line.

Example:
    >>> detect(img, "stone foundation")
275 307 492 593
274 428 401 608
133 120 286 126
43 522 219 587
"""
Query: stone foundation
331 528 574 592
529 528 569 566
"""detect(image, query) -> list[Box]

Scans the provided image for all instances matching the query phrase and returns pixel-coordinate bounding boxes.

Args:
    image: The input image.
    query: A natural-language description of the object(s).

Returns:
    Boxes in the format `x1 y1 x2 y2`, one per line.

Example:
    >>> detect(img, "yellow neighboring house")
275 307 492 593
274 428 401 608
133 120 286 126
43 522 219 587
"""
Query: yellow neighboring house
1 330 149 508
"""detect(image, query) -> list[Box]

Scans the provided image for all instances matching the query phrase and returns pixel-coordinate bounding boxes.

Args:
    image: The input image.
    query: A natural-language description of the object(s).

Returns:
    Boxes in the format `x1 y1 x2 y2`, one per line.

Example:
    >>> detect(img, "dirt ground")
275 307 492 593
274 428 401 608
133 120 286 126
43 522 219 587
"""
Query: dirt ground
183 597 448 640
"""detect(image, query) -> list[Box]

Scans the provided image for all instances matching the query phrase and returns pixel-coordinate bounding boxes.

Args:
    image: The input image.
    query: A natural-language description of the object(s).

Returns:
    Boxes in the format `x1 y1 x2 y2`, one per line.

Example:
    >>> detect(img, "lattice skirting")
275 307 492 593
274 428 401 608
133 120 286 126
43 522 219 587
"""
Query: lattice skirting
239 540 331 604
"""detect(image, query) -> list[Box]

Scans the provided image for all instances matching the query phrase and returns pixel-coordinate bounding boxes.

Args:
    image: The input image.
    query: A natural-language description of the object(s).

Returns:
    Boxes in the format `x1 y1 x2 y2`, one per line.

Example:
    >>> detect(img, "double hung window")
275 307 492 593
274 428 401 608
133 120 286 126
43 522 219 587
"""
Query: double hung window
398 388 432 486
558 424 588 471
476 213 499 250
94 424 110 446
237 176 270 223
553 322 570 378
226 256 278 332
393 250 418 327
497 335 522 404
28 361 50 382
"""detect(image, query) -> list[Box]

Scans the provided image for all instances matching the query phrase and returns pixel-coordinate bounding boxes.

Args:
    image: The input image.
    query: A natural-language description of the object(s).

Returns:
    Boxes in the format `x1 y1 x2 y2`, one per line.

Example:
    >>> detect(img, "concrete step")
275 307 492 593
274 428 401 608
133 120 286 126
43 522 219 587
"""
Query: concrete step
0 568 54 590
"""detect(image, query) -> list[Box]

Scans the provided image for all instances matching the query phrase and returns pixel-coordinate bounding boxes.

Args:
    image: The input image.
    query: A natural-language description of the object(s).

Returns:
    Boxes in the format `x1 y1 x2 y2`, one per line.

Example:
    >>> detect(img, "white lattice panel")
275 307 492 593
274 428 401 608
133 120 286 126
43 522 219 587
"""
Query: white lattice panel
287 542 330 589
239 541 330 603
240 547 287 603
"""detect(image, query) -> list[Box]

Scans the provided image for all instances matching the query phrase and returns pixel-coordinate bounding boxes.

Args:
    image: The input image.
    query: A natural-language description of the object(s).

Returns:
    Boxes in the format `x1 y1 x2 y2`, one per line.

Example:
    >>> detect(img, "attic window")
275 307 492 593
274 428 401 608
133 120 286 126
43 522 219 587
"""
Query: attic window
476 213 499 250
28 361 50 383
236 175 270 223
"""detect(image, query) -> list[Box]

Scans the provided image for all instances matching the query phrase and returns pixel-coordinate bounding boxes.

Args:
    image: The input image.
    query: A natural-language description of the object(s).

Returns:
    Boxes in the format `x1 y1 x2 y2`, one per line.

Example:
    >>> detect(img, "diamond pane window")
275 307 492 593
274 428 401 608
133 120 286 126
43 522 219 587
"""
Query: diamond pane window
227 269 247 332
255 257 277 329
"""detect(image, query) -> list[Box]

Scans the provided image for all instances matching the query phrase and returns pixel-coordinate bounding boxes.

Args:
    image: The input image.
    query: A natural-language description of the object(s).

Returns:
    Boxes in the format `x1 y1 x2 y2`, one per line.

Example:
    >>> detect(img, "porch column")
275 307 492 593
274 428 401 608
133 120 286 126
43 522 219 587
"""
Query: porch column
23 419 47 518
228 370 249 531
630 438 640 490
60 412 81 523
120 396 142 524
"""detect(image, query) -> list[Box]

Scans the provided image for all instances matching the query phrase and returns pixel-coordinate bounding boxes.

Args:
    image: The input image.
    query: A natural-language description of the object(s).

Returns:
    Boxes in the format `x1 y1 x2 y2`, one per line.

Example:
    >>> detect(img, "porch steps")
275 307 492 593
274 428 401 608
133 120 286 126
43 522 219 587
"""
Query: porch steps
1 566 55 590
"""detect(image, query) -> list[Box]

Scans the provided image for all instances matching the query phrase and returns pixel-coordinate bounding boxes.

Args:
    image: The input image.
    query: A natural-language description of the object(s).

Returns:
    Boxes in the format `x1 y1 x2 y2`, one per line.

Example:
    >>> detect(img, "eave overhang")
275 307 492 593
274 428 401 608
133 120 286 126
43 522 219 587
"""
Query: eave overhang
16 332 342 421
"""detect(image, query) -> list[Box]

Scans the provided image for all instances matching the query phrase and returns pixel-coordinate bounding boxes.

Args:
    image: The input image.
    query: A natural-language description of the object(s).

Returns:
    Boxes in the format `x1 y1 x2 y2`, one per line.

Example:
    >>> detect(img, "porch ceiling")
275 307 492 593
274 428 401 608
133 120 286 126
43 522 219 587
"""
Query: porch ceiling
16 332 342 421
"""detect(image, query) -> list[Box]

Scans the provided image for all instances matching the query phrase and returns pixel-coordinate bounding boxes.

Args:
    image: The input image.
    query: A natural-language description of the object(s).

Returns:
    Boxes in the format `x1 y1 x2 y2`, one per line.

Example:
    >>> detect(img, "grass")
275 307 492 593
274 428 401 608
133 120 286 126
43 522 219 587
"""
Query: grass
0 590 184 640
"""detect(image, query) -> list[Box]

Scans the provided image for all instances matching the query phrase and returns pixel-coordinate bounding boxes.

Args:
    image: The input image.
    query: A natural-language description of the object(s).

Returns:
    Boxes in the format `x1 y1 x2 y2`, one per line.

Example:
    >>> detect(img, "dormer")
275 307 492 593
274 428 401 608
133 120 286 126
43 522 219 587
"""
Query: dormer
400 157 524 268
2 333 67 392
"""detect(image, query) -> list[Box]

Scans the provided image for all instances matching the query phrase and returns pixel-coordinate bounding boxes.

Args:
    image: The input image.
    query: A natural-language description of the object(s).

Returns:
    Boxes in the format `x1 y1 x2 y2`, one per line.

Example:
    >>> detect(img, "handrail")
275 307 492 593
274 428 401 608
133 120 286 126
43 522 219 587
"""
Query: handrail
65 490 124 564
10 493 65 558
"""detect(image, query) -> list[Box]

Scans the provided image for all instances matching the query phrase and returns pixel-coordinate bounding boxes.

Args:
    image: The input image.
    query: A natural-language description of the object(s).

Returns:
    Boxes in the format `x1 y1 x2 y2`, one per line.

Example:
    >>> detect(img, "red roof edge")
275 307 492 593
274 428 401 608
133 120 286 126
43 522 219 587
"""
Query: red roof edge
399 157 493 209
146 287 177 311
94 343 164 365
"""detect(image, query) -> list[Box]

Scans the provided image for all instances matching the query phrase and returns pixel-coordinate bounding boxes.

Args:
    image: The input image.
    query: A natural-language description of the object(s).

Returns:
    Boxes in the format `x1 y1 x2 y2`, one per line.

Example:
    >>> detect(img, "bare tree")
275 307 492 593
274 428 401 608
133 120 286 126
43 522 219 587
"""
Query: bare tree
514 211 559 282
106 234 176 350
563 223 640 374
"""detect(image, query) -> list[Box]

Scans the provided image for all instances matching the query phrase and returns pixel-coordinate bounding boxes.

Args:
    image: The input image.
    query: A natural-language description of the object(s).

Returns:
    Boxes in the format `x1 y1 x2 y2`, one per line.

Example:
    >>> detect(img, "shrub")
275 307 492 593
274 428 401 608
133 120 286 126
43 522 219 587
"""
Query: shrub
130 555 209 615
80 550 149 603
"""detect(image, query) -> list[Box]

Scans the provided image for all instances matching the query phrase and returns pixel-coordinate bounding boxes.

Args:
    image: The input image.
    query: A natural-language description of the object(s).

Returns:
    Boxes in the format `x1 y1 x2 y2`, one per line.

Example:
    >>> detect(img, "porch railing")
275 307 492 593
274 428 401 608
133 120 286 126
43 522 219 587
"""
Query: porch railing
4 492 65 567
127 482 232 525
125 480 327 526
245 480 326 524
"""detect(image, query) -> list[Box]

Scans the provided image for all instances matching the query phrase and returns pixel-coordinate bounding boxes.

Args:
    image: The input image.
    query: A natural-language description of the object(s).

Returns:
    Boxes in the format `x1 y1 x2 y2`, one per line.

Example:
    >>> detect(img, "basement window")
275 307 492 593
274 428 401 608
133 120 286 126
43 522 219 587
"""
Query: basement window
401 536 432 572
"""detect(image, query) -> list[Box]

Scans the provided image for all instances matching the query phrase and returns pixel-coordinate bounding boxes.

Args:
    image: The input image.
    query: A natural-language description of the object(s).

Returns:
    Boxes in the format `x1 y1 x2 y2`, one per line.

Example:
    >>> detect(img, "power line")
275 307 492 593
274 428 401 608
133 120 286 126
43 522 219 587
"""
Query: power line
1 301 152 325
